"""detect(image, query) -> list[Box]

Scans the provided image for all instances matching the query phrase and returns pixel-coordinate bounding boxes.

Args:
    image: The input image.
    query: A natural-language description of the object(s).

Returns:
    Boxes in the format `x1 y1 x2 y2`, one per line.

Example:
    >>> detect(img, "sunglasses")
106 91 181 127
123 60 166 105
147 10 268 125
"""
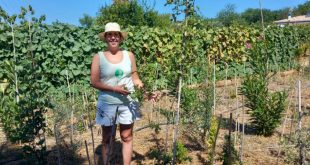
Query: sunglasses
105 32 121 37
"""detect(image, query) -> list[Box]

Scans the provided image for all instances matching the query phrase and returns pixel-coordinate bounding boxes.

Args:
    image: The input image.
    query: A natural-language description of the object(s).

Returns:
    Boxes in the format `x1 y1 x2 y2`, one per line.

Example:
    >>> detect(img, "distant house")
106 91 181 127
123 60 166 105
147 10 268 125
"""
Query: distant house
274 13 310 25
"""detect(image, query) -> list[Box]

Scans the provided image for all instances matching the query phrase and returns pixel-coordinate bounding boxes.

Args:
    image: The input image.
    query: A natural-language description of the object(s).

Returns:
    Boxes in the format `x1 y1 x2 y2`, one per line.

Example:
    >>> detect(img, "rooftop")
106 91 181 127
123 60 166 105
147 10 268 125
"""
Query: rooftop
274 15 310 24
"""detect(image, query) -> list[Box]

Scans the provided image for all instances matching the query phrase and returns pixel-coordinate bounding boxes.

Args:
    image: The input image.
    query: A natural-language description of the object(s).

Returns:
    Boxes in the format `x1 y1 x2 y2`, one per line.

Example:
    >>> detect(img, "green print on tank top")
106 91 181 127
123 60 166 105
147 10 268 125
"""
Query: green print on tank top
115 68 124 79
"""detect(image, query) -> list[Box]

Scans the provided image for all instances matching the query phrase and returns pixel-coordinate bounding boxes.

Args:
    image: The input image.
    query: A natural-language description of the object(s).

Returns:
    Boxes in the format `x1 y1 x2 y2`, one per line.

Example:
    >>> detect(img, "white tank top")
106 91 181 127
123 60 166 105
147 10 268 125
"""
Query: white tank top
98 50 134 104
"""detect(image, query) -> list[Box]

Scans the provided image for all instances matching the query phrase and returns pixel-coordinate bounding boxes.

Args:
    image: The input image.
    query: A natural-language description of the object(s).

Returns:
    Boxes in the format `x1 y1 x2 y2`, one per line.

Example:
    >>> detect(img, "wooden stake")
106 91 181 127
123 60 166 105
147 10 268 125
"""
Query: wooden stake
240 95 245 161
84 140 92 165
66 70 74 146
234 71 239 145
213 57 216 115
240 63 246 161
172 77 182 165
228 113 233 165
259 0 265 38
224 62 228 114
297 80 304 165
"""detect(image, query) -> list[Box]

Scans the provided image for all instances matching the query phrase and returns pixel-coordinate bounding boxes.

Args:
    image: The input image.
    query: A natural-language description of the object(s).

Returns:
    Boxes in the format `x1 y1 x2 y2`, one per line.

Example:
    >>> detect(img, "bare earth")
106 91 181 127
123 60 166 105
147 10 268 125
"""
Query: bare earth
1 67 310 165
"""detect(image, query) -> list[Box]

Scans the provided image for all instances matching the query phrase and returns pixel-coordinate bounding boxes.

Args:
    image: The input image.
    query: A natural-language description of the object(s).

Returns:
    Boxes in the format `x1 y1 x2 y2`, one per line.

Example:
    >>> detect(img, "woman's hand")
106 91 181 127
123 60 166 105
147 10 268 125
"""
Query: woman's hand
113 84 130 95
134 79 144 89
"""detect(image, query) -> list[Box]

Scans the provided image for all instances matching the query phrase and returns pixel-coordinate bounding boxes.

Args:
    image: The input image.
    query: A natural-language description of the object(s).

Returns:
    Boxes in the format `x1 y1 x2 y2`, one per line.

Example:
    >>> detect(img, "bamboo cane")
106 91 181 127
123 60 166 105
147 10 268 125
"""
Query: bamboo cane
85 140 92 165
297 80 304 165
10 21 19 103
85 92 96 165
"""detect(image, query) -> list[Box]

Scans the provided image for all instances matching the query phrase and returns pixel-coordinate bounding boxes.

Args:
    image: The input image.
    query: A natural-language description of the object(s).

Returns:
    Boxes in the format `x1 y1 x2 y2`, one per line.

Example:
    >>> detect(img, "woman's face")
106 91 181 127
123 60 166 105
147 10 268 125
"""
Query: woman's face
105 32 122 48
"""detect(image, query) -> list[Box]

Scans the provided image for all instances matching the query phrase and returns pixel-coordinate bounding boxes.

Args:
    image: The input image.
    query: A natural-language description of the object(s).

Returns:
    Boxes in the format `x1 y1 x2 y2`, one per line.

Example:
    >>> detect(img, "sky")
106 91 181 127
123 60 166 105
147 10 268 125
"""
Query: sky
0 0 308 25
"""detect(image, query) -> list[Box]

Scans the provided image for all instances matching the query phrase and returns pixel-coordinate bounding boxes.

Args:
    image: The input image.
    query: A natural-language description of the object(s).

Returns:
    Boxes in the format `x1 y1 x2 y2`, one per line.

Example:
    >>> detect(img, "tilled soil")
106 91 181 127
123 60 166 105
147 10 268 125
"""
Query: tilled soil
1 69 310 165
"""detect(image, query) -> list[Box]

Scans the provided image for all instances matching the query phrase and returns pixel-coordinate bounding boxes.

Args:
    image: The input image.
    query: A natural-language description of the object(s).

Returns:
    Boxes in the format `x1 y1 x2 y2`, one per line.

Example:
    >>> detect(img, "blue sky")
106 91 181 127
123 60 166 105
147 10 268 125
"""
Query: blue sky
0 0 308 25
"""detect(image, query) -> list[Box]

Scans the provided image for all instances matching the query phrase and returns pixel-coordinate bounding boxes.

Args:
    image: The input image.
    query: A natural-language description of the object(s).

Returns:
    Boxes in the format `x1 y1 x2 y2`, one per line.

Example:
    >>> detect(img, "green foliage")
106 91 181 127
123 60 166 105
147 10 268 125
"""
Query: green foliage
147 141 191 164
281 128 310 164
149 122 161 134
96 0 171 28
165 0 196 22
0 4 308 164
96 1 144 27
175 141 192 163
242 76 287 135
0 6 50 163
181 86 214 145
46 84 96 130
232 1 310 25
221 135 241 165
123 26 183 90
241 41 287 136
128 87 144 103
143 10 172 28
79 14 94 28
293 1 310 16
148 148 172 165
158 107 174 124
206 116 218 148
217 4 244 26
201 87 214 132
241 8 278 24
1 14 306 92
265 26 302 71
181 87 200 123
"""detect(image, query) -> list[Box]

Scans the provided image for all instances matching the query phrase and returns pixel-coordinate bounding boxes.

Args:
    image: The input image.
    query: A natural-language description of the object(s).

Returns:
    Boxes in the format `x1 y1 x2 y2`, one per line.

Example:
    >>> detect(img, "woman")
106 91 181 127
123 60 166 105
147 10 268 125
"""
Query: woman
90 22 143 165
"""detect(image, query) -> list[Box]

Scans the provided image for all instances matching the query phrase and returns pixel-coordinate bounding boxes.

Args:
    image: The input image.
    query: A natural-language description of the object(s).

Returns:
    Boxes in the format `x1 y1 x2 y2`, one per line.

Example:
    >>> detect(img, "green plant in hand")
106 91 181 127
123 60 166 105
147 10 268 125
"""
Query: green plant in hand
129 87 144 102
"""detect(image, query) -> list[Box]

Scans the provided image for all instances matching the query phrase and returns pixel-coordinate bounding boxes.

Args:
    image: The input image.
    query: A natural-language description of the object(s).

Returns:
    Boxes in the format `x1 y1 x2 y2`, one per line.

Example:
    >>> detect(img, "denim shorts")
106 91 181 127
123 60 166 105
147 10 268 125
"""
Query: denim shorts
95 101 140 126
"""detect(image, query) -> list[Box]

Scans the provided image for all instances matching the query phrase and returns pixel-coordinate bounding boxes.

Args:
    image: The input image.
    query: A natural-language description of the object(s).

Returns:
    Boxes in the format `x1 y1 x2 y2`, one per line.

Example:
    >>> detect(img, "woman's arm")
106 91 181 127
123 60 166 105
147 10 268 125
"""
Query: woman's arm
90 54 129 95
128 51 143 88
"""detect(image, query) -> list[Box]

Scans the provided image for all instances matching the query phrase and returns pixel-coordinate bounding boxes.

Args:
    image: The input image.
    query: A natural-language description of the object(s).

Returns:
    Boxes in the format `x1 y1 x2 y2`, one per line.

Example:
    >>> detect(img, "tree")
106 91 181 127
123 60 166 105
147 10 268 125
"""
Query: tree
96 0 171 28
217 4 242 26
294 1 310 16
273 7 290 20
144 10 172 28
79 14 94 28
241 8 262 24
241 8 278 24
96 1 145 27
165 0 196 22
113 0 128 3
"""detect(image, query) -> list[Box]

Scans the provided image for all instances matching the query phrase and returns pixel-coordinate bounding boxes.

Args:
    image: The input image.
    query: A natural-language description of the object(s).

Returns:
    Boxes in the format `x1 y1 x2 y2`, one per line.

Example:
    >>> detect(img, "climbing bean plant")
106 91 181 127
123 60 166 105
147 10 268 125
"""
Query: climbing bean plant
0 6 51 163
0 19 308 91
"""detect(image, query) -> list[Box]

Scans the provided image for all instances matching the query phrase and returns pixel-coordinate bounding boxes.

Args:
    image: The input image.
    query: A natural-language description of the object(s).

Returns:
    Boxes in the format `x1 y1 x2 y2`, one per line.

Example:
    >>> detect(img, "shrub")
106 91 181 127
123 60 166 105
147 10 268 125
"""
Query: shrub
241 41 287 136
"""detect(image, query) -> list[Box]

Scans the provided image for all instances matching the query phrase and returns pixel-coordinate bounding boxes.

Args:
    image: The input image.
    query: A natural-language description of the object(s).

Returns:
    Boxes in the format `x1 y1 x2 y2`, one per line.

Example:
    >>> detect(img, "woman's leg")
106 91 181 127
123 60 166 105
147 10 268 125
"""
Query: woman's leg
120 123 134 165
101 125 115 165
